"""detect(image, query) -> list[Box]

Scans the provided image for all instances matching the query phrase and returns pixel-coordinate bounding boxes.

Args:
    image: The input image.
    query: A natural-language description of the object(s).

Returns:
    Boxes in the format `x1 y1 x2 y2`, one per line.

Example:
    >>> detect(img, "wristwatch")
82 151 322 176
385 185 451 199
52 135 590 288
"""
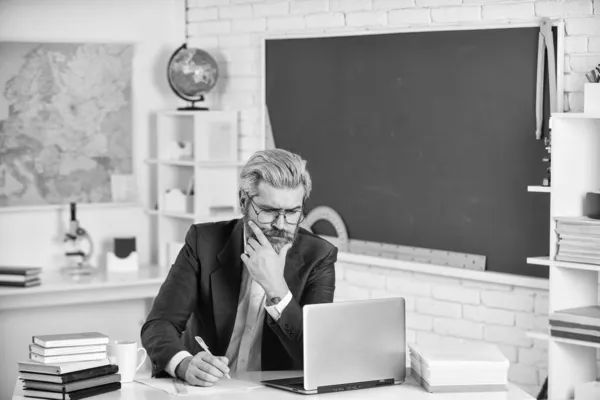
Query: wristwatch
266 296 281 307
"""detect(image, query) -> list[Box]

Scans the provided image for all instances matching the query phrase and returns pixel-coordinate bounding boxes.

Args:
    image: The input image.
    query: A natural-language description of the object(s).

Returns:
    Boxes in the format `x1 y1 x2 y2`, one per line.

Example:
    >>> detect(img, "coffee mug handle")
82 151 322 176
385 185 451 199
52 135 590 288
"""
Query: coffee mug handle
136 347 147 372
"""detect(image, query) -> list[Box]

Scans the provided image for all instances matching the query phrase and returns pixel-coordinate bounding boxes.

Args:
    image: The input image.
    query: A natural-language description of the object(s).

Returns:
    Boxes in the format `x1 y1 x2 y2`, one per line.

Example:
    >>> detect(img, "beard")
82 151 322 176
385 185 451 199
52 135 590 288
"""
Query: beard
243 212 298 254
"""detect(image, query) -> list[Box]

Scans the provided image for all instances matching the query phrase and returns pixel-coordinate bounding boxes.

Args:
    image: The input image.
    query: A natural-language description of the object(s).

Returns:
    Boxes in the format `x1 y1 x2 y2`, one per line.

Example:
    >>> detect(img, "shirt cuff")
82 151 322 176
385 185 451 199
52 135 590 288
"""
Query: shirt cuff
265 290 293 321
165 350 193 378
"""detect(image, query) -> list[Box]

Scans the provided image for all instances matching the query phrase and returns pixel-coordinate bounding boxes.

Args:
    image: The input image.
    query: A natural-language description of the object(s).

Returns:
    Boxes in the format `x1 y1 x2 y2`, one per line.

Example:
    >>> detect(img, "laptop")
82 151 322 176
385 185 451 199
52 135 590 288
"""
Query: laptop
262 297 406 394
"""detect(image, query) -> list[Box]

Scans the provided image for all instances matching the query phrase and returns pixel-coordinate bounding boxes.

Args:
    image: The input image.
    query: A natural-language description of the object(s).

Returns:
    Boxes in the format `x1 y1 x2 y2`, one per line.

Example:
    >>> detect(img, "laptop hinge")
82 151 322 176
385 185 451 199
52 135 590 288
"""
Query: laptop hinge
316 378 395 394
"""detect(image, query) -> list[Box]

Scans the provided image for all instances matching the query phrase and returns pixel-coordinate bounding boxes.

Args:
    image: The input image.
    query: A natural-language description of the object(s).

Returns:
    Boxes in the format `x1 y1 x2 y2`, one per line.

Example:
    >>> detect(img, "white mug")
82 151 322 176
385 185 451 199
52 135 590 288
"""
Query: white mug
107 340 147 383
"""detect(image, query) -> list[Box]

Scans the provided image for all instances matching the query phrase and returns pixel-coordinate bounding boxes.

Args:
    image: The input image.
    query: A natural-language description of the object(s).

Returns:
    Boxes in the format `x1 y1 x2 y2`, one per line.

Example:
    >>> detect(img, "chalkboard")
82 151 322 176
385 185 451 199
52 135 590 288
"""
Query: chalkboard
266 27 555 278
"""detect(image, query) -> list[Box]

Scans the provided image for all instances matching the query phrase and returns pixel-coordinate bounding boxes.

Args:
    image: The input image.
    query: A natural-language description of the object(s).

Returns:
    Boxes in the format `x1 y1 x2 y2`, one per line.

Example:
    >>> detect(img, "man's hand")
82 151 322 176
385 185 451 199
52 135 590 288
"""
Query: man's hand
241 220 291 298
176 353 230 387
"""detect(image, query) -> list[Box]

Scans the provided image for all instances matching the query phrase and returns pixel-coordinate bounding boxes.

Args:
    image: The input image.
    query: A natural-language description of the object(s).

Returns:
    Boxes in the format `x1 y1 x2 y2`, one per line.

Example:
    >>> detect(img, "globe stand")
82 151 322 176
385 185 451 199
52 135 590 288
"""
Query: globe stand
178 96 209 111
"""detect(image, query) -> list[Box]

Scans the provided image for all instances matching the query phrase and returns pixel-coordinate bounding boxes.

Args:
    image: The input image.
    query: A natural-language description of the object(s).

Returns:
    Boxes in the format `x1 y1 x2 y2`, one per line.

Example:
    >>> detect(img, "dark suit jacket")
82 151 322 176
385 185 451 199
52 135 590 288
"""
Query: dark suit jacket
141 218 337 377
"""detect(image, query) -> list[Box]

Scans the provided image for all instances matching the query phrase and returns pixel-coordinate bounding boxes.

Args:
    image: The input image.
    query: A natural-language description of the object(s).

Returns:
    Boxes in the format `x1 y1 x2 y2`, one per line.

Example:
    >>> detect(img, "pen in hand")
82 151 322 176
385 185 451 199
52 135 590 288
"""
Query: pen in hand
194 336 231 379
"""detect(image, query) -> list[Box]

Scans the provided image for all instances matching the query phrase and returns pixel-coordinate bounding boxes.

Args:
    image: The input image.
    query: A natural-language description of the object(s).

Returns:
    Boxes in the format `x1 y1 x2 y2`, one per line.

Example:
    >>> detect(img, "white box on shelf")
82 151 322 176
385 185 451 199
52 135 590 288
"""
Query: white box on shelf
163 189 193 214
194 113 238 162
584 83 600 114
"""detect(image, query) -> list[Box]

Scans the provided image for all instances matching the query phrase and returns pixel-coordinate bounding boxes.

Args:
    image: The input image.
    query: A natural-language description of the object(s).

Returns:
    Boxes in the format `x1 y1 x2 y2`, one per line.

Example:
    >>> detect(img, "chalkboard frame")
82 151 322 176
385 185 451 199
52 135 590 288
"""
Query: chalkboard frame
260 22 565 279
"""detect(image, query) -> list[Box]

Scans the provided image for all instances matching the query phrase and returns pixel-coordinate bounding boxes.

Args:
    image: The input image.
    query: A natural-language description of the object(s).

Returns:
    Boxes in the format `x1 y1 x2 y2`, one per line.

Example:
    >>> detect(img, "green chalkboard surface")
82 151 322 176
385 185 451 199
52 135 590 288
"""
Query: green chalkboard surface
266 27 554 278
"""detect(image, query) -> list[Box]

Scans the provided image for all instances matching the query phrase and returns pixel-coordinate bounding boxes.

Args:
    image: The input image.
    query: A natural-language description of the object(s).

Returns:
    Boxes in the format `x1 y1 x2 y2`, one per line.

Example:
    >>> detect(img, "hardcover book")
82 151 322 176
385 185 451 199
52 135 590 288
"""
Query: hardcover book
19 364 119 384
23 373 121 393
29 352 107 365
32 332 109 348
18 359 112 375
22 381 121 400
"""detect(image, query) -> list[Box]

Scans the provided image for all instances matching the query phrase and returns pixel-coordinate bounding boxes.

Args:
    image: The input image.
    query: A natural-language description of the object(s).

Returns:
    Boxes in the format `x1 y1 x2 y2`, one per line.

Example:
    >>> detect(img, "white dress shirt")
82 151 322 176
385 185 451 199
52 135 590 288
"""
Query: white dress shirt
165 230 292 377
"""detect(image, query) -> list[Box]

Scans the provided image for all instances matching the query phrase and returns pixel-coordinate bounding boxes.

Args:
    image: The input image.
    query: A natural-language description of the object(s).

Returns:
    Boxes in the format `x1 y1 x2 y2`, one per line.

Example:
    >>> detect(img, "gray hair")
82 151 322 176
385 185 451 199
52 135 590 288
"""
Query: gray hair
239 149 312 201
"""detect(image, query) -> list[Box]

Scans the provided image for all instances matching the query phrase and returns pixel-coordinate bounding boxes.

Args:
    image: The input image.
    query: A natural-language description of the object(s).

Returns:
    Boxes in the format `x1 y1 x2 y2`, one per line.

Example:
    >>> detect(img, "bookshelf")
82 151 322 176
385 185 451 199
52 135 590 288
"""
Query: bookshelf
147 111 244 268
546 113 600 399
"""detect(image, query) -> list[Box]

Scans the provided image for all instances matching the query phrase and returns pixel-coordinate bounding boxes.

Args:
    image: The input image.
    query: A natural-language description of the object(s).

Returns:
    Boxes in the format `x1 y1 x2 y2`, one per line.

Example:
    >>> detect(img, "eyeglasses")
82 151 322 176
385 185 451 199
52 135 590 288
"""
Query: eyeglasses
245 194 305 225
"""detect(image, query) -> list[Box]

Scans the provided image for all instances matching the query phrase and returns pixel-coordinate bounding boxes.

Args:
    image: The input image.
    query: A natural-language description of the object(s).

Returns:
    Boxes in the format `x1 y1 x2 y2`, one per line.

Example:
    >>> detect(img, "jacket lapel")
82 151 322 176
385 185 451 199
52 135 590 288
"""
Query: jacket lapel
211 219 244 355
283 243 305 300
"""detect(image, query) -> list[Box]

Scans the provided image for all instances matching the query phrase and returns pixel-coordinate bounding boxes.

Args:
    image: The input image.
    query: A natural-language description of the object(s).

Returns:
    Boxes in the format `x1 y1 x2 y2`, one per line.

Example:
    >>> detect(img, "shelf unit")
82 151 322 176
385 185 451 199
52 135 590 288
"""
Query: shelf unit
528 185 551 193
147 110 244 268
545 113 600 399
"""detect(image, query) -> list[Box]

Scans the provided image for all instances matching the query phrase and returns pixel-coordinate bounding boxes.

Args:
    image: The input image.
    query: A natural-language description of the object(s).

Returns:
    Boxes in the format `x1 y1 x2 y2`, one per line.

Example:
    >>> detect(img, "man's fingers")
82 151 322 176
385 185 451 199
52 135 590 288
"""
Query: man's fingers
247 238 260 251
187 364 217 386
200 352 231 375
248 220 270 246
197 362 224 379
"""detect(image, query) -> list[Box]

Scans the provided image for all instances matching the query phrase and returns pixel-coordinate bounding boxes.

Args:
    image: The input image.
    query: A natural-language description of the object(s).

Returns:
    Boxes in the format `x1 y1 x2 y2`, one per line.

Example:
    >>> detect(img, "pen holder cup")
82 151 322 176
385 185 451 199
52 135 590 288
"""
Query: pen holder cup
584 83 600 114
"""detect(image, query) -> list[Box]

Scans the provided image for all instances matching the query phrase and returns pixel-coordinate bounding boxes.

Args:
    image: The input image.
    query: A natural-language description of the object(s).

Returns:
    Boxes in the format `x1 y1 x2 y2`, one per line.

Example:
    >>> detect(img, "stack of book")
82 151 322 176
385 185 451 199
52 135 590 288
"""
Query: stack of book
550 305 600 344
555 216 600 265
18 332 121 399
409 342 509 393
0 266 42 288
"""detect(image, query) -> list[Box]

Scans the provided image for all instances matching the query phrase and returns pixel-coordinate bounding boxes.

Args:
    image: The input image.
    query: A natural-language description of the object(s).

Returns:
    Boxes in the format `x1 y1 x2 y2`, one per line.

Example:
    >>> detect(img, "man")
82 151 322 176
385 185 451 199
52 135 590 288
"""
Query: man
141 148 338 387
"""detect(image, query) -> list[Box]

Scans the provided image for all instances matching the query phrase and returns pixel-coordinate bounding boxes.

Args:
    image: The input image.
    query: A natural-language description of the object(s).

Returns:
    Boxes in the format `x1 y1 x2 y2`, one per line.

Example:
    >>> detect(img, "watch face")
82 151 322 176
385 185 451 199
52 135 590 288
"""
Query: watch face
268 297 281 306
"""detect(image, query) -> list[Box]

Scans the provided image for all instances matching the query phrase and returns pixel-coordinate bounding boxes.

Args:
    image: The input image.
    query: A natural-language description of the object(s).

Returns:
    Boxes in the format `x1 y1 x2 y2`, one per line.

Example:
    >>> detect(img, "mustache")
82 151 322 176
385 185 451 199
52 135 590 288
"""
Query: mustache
263 229 293 239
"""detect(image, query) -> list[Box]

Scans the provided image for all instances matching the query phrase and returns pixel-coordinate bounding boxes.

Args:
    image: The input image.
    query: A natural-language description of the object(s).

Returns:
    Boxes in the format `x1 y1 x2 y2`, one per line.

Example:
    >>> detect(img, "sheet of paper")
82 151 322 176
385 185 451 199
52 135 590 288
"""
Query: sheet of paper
135 377 263 396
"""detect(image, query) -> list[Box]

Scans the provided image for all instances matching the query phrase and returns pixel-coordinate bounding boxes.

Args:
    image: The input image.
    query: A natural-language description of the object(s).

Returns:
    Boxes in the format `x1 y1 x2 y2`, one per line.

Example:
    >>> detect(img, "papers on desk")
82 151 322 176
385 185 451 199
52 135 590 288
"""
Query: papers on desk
409 343 509 393
135 377 263 396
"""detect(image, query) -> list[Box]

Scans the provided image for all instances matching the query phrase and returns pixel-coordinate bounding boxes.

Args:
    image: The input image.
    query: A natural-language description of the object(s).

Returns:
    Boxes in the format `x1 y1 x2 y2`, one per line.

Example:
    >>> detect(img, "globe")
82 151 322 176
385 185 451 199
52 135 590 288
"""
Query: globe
167 44 219 110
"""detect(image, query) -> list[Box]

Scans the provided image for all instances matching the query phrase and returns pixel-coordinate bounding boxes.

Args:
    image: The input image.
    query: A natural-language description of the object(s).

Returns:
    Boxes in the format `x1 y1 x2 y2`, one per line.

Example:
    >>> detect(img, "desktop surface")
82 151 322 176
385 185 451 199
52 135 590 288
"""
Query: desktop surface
13 370 534 400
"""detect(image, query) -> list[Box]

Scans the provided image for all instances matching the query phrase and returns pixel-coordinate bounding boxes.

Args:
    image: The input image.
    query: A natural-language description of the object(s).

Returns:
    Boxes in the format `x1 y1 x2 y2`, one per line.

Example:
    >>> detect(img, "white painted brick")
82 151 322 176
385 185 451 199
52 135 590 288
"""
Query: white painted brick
461 280 512 292
189 20 231 35
407 329 416 344
463 305 515 326
431 6 481 23
590 37 600 52
232 18 266 32
518 347 548 368
344 266 386 289
306 12 346 28
417 0 460 6
373 0 415 9
407 312 433 331
596 0 600 14
496 344 518 363
432 284 480 304
387 276 431 296
568 91 584 112
534 293 549 315
219 34 259 48
219 4 253 19
370 291 415 310
564 36 588 53
291 0 329 14
481 290 534 312
220 92 256 108
381 268 414 281
484 326 533 347
253 1 289 17
187 36 220 48
223 61 258 76
346 11 387 26
226 76 259 91
570 54 600 73
221 47 259 62
533 336 548 351
537 368 548 386
508 364 538 386
515 313 548 332
416 332 473 347
334 282 370 301
335 263 346 280
191 0 229 7
567 17 600 35
564 56 572 73
482 3 535 20
564 73 587 92
267 16 306 30
188 7 219 21
535 1 593 17
433 317 484 339
415 298 462 318
330 0 373 12
240 135 260 151
388 8 431 24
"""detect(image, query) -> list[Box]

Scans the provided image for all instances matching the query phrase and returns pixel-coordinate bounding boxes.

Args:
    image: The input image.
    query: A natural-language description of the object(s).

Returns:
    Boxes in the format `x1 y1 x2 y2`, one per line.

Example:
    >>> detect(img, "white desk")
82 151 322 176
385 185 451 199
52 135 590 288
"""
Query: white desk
13 370 534 400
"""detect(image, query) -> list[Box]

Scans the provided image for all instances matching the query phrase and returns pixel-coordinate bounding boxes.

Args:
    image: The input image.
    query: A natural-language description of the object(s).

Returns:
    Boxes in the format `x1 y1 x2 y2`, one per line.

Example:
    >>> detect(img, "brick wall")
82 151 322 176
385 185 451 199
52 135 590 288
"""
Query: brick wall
187 0 600 396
